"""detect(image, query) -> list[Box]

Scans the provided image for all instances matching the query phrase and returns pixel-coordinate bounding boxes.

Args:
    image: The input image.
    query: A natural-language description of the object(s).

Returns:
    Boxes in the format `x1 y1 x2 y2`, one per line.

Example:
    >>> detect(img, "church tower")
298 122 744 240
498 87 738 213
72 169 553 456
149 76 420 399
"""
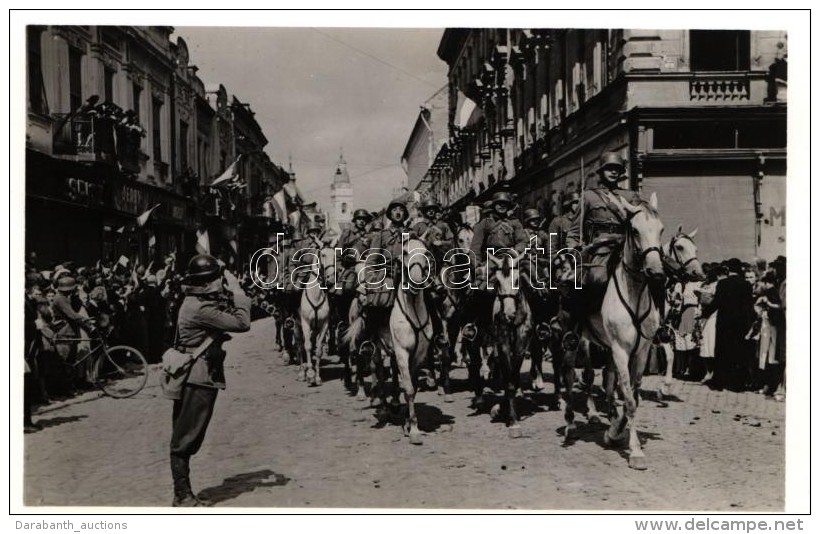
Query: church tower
329 149 353 233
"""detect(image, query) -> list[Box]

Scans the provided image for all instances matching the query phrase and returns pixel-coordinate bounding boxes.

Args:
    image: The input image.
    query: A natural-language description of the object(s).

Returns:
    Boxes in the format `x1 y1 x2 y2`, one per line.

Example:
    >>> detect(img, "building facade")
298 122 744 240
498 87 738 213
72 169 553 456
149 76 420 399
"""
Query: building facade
400 85 449 196
435 29 787 261
26 26 292 269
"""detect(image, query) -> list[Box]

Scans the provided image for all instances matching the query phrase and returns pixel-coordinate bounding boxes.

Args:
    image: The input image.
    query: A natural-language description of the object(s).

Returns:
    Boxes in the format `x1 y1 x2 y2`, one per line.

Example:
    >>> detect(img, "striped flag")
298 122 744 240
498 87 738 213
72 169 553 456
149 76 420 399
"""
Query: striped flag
211 156 241 187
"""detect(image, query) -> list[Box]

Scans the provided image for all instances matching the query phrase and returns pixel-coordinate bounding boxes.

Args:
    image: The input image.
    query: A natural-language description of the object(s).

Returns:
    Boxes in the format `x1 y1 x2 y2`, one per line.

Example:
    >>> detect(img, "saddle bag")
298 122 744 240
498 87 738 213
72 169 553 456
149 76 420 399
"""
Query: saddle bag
160 335 215 400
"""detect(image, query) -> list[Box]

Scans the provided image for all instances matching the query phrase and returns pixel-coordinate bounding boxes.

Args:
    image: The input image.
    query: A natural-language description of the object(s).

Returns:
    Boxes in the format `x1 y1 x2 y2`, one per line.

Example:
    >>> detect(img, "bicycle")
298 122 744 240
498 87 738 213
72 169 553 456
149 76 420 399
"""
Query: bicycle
48 325 149 399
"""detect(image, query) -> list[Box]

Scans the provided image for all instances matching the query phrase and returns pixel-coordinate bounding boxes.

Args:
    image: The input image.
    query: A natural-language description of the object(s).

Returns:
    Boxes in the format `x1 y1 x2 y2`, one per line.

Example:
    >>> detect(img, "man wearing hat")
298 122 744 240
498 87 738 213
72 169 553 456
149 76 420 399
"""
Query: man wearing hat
337 209 372 265
413 199 455 266
169 253 251 506
51 276 95 387
711 257 755 391
562 152 642 291
367 198 411 292
469 191 529 262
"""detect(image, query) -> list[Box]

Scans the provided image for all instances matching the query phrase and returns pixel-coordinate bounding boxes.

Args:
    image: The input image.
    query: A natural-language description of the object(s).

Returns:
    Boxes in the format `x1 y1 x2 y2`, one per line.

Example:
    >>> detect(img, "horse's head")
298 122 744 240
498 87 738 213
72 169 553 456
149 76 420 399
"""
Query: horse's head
664 225 704 281
489 250 520 321
617 192 665 281
402 236 434 295
457 224 474 250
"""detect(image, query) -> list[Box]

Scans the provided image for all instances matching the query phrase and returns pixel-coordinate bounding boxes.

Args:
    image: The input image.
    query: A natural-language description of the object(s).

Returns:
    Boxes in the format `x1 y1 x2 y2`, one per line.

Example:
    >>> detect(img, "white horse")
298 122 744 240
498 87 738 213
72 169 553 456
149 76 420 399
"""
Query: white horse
656 227 704 399
585 192 665 470
297 247 331 386
390 236 435 445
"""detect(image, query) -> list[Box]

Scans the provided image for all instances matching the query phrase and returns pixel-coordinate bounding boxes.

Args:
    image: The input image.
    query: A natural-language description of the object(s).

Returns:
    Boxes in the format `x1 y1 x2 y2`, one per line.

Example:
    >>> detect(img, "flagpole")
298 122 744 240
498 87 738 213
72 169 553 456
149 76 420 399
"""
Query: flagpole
579 156 585 243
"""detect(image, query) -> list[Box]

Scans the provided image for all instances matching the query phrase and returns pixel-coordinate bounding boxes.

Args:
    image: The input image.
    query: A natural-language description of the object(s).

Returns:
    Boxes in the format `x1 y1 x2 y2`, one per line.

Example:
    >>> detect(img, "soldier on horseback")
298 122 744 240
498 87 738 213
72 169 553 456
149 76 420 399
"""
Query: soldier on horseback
565 152 641 292
548 187 581 251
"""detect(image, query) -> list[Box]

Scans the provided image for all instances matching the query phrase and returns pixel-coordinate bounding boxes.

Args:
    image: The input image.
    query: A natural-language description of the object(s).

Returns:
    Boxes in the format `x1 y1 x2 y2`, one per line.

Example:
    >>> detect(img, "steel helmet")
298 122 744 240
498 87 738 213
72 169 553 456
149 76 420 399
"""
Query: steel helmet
352 208 372 222
419 199 441 212
523 208 542 224
491 191 515 208
386 199 409 221
597 152 625 174
184 254 223 285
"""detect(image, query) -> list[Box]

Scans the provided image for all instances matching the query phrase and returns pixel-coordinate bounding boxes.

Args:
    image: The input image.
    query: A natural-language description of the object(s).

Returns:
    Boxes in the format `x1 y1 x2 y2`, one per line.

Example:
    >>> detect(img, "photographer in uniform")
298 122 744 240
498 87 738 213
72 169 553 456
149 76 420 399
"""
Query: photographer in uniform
170 254 251 507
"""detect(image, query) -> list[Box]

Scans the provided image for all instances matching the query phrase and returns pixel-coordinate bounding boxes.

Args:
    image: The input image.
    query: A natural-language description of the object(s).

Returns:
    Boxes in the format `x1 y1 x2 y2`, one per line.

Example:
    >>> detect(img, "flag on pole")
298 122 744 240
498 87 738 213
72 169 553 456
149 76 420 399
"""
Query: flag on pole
454 90 482 129
195 228 210 255
210 155 241 187
271 190 288 222
136 203 161 227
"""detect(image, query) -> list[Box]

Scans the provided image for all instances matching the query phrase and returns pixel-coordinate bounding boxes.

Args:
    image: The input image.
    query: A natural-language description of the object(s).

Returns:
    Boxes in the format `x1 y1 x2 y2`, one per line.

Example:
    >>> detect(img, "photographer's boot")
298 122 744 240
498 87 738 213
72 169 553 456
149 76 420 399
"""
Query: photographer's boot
171 455 211 507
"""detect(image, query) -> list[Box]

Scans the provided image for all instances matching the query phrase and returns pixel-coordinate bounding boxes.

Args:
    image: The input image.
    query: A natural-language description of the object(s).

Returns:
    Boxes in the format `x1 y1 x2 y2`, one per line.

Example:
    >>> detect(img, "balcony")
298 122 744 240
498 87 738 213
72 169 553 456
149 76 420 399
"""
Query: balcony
52 106 146 174
689 74 750 101
624 71 768 108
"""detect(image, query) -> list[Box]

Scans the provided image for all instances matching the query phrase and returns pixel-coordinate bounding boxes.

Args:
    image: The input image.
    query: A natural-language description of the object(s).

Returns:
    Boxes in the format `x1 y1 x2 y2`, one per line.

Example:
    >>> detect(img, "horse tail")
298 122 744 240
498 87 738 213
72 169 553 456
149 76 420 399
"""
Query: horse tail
342 301 365 348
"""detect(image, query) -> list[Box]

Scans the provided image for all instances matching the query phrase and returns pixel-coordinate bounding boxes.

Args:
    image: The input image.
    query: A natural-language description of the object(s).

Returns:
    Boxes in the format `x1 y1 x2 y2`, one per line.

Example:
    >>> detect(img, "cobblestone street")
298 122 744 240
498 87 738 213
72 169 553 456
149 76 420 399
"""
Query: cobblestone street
24 317 785 510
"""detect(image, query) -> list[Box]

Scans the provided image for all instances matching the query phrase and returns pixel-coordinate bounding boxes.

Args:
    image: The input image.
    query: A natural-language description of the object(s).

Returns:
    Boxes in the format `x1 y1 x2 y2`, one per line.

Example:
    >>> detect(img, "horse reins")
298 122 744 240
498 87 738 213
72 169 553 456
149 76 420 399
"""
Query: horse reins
612 219 662 360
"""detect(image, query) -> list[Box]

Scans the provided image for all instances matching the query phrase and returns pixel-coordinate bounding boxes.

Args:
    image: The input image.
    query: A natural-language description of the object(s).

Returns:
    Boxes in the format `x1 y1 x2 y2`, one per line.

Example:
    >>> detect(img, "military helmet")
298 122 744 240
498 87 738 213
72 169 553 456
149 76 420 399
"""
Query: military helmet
352 208 371 222
522 208 542 224
386 199 409 221
597 152 625 174
184 254 223 285
562 191 581 208
419 199 441 212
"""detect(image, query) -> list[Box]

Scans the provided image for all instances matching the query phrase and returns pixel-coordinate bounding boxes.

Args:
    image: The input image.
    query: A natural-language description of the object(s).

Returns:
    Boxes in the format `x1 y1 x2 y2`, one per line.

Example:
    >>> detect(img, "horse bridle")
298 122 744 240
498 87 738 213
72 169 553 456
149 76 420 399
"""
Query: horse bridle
612 212 662 358
622 221 664 280
663 233 697 280
303 248 328 330
396 249 434 342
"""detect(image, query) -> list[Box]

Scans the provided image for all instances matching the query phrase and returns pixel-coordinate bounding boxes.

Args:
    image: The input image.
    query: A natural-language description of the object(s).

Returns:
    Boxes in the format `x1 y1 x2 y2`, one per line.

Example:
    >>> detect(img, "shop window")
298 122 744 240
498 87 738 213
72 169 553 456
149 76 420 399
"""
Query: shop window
690 30 751 72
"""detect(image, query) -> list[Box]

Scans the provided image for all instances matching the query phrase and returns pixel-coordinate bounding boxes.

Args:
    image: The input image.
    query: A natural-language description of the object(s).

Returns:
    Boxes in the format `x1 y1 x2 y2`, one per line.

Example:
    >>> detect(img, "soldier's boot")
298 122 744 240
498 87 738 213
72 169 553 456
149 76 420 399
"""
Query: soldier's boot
171 455 211 507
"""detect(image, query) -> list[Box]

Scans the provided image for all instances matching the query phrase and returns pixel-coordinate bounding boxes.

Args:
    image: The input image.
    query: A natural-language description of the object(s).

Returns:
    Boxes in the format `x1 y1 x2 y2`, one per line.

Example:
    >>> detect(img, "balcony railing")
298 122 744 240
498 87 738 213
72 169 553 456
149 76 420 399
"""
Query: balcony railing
53 115 99 157
52 112 146 175
689 74 751 101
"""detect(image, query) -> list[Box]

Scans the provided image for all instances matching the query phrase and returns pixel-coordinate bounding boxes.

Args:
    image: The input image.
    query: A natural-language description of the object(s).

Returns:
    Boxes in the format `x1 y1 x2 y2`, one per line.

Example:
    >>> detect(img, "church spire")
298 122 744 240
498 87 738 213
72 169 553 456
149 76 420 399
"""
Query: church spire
333 147 350 184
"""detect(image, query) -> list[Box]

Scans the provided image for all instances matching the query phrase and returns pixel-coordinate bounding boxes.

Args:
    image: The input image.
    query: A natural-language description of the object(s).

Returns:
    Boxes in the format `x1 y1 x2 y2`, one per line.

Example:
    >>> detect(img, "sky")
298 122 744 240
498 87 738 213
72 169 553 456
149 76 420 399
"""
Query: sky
175 27 449 214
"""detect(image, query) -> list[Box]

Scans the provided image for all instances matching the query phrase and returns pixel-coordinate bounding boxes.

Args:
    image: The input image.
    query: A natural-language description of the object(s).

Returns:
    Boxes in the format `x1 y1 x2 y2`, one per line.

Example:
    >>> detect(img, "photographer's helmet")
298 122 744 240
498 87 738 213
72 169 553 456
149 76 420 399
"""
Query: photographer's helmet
184 254 223 285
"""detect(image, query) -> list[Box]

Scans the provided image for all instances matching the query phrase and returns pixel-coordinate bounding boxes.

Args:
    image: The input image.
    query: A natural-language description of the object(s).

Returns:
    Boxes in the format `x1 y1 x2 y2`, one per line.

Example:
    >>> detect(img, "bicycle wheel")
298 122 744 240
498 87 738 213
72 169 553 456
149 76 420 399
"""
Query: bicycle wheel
94 345 148 398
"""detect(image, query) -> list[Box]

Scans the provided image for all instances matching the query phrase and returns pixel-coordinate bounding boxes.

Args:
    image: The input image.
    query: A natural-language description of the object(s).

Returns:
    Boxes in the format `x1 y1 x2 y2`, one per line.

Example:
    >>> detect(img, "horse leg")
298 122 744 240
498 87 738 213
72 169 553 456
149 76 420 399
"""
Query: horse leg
530 333 545 392
466 337 484 410
561 346 578 440
660 342 674 399
578 340 601 424
314 320 329 386
395 345 422 445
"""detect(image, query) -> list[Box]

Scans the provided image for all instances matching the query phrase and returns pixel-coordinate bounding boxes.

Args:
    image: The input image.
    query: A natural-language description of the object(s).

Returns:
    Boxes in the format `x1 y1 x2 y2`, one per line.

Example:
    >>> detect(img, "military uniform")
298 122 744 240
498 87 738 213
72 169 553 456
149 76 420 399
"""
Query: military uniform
337 225 369 259
469 212 529 259
368 222 409 282
170 256 251 507
566 185 640 249
561 152 643 315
